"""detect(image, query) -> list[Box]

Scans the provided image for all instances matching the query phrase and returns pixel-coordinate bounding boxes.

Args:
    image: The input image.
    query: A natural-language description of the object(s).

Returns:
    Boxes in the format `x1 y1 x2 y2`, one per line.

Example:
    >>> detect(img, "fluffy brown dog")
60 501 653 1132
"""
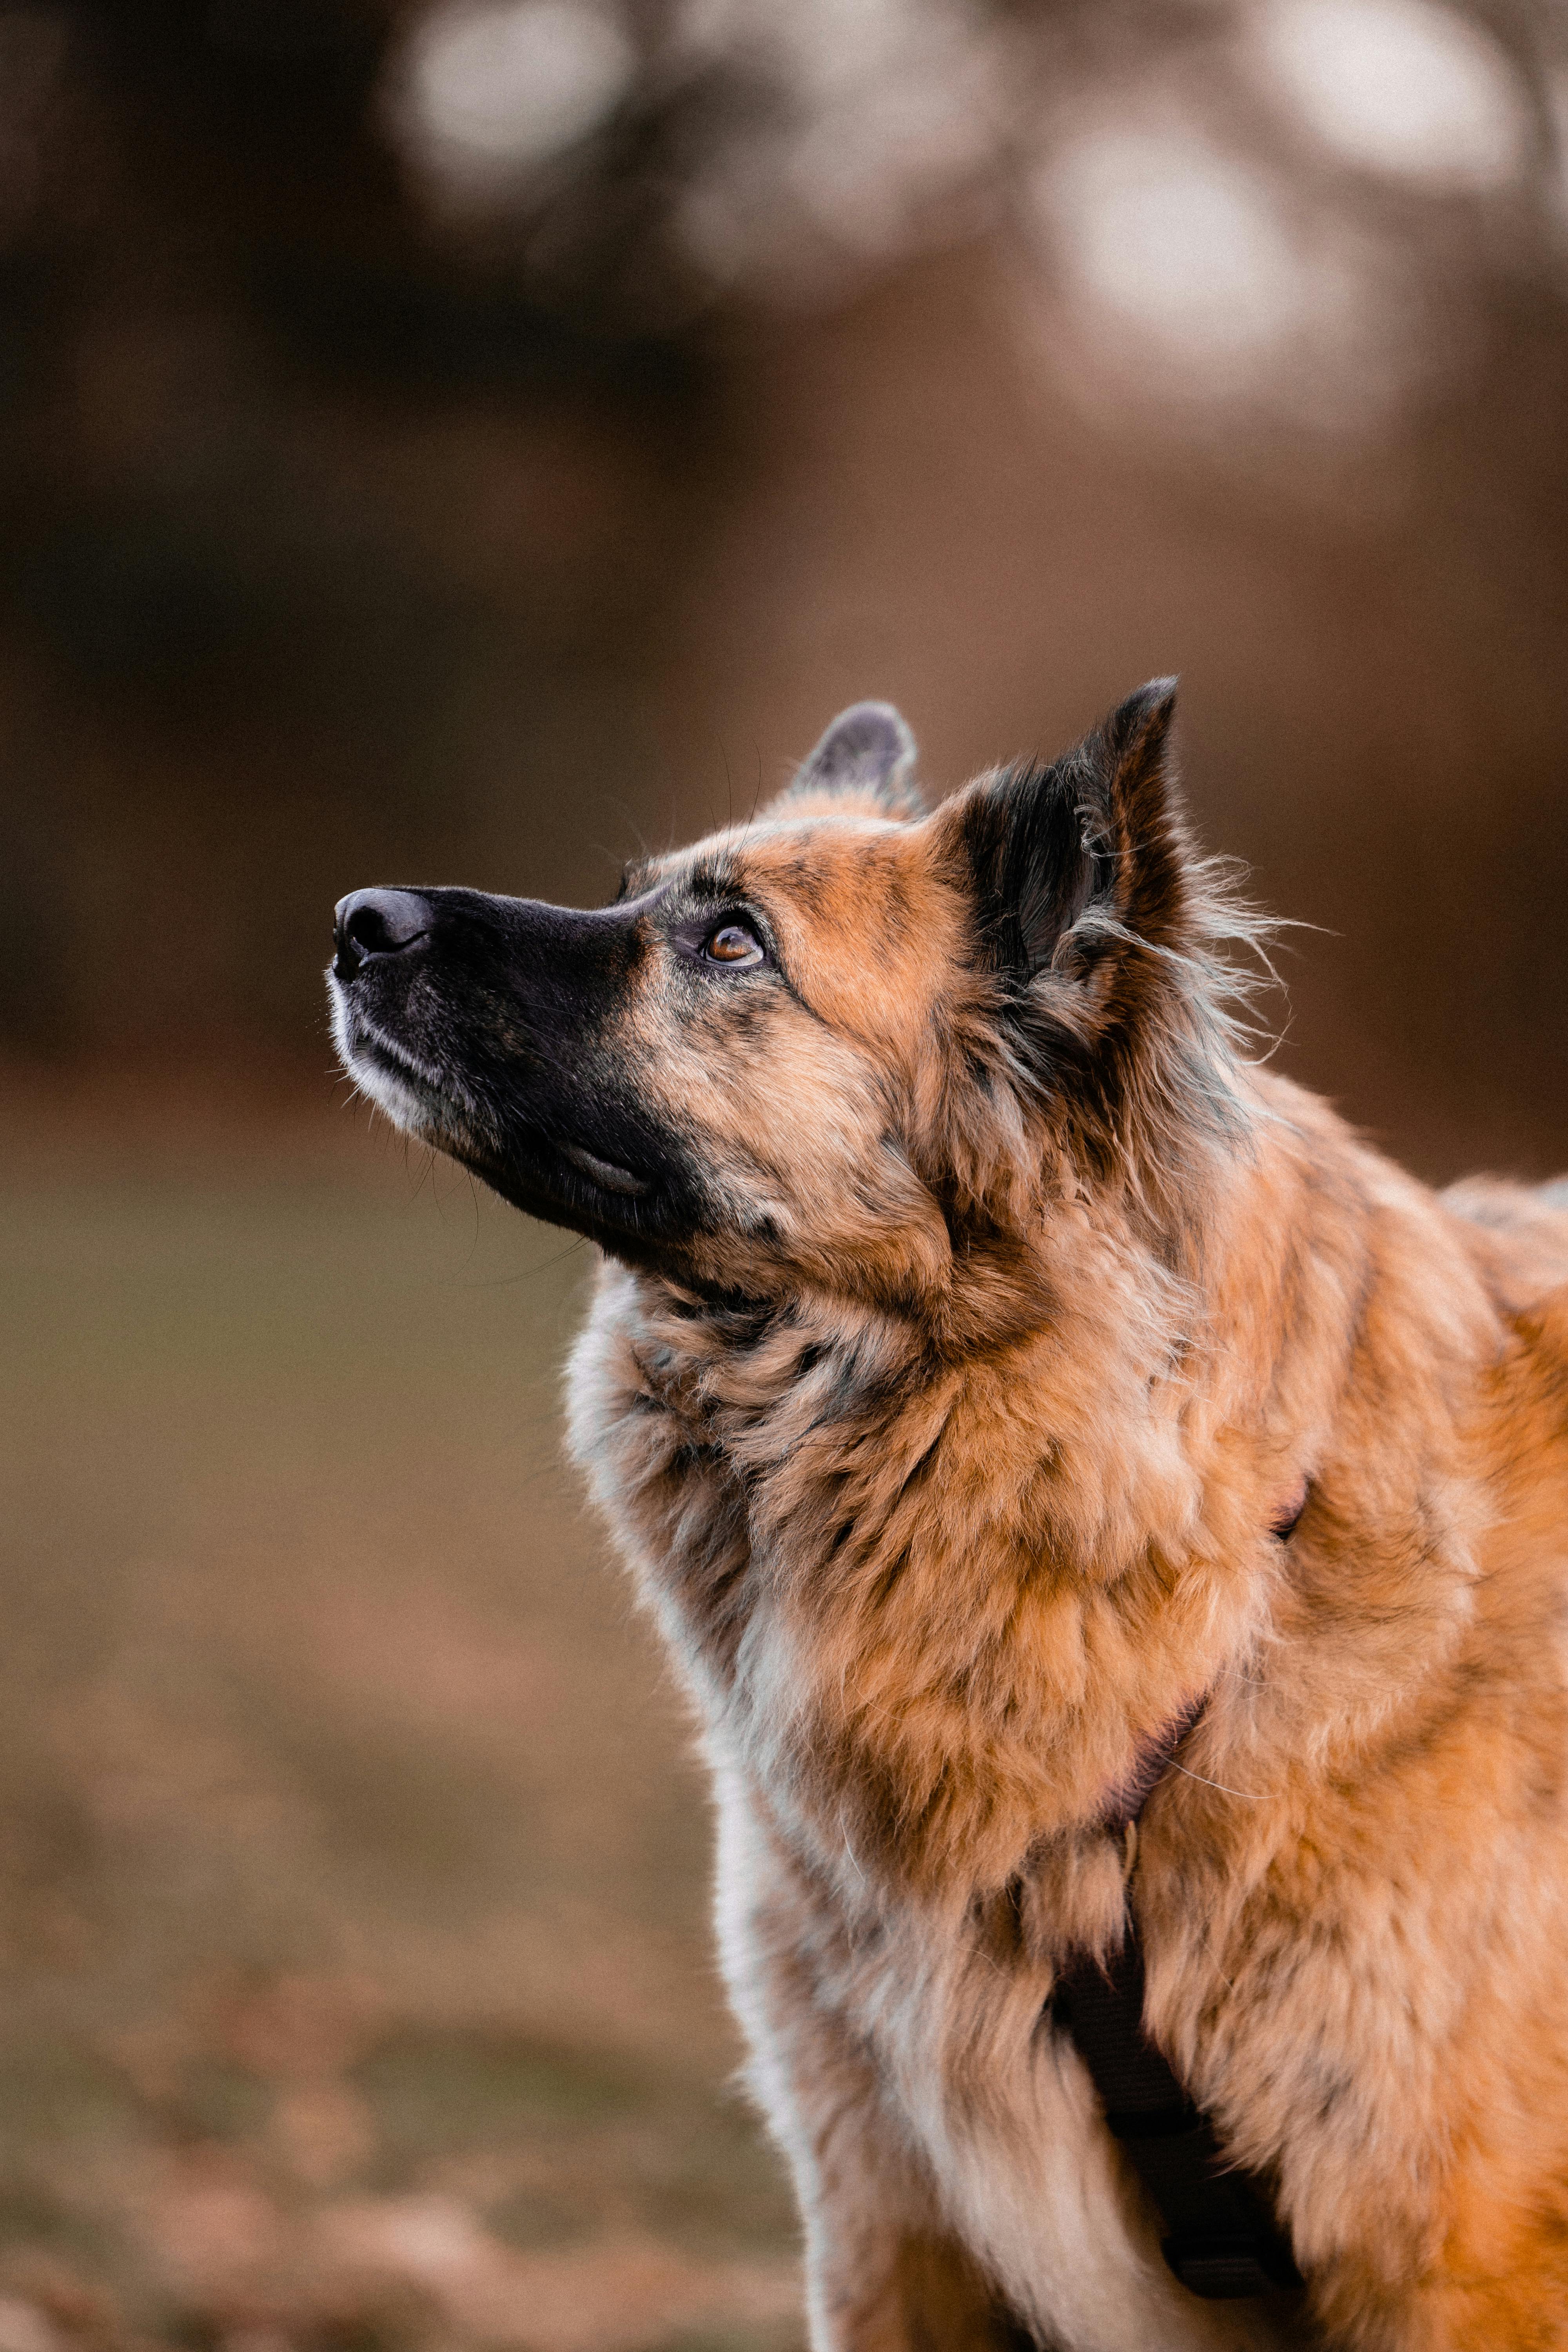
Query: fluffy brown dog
330 684 1568 2350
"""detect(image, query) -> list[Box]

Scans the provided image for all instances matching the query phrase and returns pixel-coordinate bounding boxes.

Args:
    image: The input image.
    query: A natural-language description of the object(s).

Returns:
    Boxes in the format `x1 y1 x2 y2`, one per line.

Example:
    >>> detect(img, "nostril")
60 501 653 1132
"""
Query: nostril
345 903 402 956
333 888 431 978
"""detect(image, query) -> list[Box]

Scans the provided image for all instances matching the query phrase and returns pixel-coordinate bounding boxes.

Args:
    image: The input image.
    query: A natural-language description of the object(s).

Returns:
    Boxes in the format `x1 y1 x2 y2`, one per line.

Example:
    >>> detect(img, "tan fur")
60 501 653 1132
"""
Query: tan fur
567 777 1568 2343
338 693 1568 2348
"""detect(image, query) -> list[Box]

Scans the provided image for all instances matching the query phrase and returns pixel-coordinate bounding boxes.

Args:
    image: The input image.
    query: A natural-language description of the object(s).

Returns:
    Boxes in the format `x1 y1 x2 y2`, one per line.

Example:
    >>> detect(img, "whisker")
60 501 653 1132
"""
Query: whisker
1169 1761 1272 1801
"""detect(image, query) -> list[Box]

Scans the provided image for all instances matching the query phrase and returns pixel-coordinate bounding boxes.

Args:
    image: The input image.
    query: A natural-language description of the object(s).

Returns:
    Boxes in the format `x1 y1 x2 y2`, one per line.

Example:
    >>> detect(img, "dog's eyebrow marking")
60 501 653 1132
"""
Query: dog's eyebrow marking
683 859 745 902
664 855 838 1031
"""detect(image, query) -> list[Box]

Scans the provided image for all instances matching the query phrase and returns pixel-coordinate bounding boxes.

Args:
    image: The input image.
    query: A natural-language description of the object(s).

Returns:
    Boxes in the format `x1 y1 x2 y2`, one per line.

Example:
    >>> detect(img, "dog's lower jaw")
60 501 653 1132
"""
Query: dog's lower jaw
330 980 677 1259
330 982 460 1143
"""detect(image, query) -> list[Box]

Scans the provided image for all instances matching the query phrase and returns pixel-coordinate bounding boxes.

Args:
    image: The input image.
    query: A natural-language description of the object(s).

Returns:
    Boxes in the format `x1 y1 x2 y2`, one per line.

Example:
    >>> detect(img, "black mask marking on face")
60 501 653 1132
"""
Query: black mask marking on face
331 882 714 1263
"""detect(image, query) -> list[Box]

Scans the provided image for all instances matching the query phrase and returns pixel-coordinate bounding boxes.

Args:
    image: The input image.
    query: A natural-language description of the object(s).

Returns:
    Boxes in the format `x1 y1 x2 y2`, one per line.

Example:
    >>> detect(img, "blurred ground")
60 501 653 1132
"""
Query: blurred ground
0 1068 802 2352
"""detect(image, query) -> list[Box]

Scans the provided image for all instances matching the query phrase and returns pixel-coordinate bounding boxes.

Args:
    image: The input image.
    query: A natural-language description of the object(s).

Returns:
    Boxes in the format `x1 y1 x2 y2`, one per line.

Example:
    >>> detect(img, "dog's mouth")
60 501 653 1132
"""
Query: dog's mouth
332 979 662 1247
557 1142 648 1198
333 996 470 1137
454 1122 655 1229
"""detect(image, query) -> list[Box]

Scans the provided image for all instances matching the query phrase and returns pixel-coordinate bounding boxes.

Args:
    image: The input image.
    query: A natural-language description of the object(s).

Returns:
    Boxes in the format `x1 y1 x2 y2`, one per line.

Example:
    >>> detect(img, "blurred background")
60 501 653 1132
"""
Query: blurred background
3 1 1568 2346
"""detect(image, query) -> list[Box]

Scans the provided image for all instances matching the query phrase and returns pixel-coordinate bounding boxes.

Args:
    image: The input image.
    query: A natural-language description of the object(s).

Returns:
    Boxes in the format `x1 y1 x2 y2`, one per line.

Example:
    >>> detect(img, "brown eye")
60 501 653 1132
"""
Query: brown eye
702 922 764 967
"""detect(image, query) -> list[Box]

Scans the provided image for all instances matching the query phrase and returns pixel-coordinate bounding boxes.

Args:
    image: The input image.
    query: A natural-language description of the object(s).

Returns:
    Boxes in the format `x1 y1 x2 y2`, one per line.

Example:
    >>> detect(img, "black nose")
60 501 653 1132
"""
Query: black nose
333 888 432 980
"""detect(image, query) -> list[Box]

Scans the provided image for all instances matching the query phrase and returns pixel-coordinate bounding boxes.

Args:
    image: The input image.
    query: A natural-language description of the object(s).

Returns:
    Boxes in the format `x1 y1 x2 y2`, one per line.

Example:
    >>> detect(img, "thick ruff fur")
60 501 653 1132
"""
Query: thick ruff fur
331 685 1568 2350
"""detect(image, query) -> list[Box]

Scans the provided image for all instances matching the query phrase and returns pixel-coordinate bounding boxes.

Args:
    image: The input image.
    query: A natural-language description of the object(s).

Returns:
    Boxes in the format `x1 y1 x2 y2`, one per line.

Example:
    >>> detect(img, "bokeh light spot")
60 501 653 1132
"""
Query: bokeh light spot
391 0 637 201
1040 125 1332 371
1254 0 1529 190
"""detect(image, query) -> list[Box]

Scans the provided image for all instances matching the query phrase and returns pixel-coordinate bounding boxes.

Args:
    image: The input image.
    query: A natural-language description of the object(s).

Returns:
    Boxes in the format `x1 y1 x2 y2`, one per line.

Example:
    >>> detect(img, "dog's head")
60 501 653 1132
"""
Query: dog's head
330 681 1249 1321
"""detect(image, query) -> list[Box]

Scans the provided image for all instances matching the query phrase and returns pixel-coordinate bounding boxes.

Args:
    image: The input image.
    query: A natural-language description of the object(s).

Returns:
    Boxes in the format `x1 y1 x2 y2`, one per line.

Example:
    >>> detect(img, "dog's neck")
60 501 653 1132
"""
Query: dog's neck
578 1068 1494 1909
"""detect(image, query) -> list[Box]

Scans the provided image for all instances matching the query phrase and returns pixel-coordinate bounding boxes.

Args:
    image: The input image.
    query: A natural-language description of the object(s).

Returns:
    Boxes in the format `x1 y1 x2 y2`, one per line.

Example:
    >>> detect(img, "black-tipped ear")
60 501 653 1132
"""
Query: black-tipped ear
945 678 1187 994
773 701 924 818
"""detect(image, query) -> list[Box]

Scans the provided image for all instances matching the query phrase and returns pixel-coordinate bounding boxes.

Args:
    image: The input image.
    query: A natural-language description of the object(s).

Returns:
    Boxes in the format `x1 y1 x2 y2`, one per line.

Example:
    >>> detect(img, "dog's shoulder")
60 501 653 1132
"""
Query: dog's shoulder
1457 1263 1568 1706
1481 1272 1568 1486
1445 1175 1568 1315
1450 1184 1568 1534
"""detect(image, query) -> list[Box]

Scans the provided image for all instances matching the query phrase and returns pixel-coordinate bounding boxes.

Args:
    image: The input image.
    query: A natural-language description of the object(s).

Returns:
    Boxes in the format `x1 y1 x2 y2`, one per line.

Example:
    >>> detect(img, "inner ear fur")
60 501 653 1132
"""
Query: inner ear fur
771 700 925 820
940 677 1190 1022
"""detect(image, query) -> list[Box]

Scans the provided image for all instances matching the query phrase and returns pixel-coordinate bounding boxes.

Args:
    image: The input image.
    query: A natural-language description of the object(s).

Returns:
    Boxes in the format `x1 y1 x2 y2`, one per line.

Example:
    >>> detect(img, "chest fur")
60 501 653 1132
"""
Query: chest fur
565 1254 1285 1908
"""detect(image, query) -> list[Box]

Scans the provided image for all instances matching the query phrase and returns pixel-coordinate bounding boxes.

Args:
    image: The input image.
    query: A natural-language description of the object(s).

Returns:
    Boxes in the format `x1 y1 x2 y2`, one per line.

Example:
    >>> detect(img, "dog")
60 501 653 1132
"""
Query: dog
330 682 1568 2350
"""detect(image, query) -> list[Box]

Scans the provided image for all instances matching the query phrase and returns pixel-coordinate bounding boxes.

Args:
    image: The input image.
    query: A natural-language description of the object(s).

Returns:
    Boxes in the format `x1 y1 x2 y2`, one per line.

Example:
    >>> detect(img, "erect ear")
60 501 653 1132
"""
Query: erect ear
939 677 1189 1018
770 700 924 820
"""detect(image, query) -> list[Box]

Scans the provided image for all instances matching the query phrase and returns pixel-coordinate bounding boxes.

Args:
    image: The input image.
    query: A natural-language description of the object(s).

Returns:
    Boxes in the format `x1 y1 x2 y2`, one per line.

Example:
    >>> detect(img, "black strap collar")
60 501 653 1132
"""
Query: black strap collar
1052 1486 1310 2303
1054 1937 1303 2299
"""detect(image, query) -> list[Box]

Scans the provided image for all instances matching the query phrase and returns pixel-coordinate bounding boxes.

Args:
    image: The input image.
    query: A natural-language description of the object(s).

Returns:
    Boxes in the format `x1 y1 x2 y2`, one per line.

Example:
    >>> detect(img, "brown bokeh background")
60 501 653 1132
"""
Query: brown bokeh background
4 2 1568 2347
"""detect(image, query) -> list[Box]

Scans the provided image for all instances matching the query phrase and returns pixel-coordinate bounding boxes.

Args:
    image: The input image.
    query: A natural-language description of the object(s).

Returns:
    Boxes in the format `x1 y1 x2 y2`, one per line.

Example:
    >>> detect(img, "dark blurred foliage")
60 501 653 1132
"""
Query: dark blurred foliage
2 0 1567 1172
0 0 705 1062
